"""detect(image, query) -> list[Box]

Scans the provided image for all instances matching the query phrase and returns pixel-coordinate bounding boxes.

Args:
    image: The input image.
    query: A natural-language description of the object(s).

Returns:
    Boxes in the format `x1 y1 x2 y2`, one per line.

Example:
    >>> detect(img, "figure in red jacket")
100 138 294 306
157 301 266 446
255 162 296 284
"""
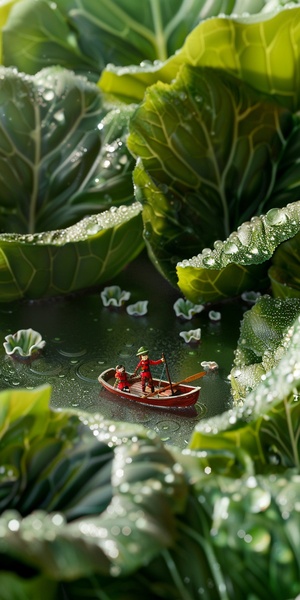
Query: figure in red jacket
114 364 130 391
133 346 164 393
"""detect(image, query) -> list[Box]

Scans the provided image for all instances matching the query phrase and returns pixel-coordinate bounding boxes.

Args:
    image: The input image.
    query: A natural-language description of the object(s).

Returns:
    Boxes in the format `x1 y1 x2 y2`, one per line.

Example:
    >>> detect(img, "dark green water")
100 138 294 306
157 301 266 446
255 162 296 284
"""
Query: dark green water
0 252 245 448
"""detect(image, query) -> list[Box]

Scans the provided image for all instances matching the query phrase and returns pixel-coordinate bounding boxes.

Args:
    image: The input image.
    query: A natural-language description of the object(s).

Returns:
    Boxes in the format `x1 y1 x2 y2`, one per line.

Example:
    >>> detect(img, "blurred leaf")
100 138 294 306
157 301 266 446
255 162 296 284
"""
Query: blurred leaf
0 572 58 600
0 388 188 580
0 381 299 597
2 0 216 79
0 0 21 63
165 472 300 600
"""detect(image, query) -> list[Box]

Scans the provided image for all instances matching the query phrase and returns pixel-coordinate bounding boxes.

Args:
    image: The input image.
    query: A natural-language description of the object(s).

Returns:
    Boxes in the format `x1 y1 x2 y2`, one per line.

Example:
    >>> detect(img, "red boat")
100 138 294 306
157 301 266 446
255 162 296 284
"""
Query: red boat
98 368 204 409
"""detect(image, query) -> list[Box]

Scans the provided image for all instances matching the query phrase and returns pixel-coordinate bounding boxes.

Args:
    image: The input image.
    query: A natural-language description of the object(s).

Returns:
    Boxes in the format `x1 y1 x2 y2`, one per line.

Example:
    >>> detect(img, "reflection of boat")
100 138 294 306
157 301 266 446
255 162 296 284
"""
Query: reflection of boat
98 368 204 409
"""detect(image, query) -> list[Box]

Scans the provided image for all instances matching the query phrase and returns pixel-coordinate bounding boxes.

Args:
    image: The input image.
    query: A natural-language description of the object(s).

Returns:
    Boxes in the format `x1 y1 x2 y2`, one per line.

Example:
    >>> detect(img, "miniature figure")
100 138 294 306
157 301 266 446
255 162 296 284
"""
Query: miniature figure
114 364 130 391
133 346 165 393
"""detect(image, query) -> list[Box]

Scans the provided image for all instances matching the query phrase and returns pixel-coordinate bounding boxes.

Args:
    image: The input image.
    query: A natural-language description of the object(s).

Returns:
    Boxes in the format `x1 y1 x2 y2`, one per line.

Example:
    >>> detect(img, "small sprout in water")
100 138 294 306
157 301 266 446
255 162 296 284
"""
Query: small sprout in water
179 328 201 344
126 301 148 316
173 298 204 320
241 291 261 304
101 285 130 307
201 360 219 372
208 310 221 321
3 328 46 360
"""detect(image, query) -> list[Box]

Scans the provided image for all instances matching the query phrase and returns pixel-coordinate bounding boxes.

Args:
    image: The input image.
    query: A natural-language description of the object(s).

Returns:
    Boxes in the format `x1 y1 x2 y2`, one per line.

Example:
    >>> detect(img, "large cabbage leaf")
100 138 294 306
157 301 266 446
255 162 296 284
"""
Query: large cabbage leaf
0 66 137 234
127 64 297 285
100 5 300 110
1 0 235 80
0 201 143 301
0 385 188 589
0 375 299 599
0 66 144 301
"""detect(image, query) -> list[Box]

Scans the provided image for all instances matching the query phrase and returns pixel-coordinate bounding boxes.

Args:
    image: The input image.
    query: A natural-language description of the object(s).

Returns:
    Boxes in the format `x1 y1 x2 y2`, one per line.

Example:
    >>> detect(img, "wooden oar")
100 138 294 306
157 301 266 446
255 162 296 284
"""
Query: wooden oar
143 370 206 398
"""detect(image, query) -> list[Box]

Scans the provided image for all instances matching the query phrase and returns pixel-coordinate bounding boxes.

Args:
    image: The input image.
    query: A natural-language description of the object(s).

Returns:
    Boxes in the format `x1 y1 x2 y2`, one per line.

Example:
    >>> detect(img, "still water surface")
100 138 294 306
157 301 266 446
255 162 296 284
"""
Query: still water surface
0 253 245 448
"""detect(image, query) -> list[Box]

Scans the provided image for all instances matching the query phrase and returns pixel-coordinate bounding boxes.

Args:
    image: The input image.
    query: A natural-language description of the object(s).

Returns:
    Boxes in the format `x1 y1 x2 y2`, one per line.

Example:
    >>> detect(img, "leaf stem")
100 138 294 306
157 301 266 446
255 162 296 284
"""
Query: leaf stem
161 549 195 600
285 396 300 469
179 521 231 600
29 102 41 234
150 0 168 61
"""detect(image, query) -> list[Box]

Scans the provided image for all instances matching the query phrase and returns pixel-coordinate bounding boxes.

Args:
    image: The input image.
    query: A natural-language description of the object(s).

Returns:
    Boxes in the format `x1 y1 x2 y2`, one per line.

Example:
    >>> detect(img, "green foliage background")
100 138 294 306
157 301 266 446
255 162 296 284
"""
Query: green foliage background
0 1 299 598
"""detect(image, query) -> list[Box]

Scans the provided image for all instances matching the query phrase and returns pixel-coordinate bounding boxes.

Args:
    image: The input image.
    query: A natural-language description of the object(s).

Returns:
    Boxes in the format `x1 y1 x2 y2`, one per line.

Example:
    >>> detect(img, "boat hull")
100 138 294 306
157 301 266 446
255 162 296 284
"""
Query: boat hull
98 368 200 409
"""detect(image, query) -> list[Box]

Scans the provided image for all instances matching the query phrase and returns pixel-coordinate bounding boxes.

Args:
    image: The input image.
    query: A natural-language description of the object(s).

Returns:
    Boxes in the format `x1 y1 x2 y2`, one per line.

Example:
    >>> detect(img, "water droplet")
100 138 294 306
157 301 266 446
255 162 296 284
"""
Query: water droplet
223 241 239 255
53 109 65 124
42 89 55 101
265 208 287 226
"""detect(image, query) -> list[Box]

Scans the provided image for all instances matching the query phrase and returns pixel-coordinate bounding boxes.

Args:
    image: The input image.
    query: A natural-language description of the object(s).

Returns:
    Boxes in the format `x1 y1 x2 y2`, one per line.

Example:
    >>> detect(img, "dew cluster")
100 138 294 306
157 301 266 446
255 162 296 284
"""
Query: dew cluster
0 202 143 245
177 201 300 270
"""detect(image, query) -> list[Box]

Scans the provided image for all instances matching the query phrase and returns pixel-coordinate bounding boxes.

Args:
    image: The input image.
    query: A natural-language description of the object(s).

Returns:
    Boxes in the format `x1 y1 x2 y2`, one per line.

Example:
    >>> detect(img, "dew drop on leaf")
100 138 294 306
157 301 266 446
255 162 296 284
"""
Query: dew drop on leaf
265 208 287 226
42 89 55 101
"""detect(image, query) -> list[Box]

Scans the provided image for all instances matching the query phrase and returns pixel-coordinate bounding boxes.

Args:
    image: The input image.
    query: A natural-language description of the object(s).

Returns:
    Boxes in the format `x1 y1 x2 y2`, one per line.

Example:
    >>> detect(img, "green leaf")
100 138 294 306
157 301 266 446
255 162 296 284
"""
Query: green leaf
0 1 20 64
0 385 52 440
0 572 58 600
182 472 300 600
268 229 300 298
2 0 209 79
100 6 300 109
177 202 300 303
0 387 188 580
0 383 299 598
0 201 143 301
230 295 300 400
189 311 300 472
128 64 295 286
0 66 143 301
0 66 137 235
